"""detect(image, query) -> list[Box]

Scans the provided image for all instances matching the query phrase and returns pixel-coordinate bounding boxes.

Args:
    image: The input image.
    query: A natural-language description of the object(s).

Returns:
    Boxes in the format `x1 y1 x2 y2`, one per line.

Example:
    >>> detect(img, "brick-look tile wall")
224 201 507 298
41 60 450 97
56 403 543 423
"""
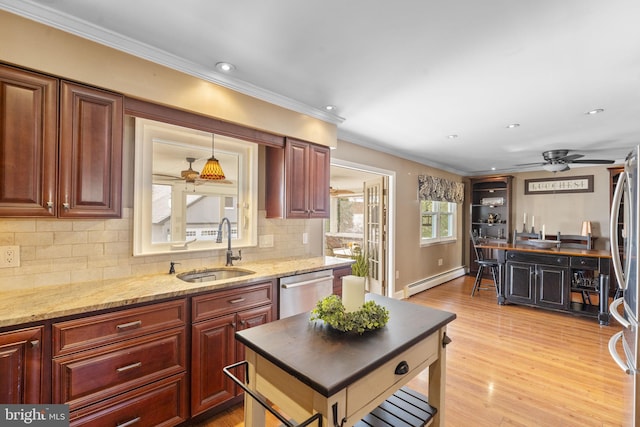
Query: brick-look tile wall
0 209 321 291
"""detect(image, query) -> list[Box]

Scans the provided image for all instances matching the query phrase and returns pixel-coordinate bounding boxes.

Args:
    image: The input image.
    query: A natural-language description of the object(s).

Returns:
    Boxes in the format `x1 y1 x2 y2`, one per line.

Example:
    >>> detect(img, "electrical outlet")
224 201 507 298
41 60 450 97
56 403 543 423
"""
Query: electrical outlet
259 235 274 248
0 245 20 268
438 258 443 266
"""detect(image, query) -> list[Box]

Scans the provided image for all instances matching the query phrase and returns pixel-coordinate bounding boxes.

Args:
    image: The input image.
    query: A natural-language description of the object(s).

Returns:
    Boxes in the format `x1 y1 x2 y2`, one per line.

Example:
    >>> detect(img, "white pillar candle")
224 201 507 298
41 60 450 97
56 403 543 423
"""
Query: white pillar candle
523 212 527 224
342 275 365 312
542 224 545 239
532 216 535 228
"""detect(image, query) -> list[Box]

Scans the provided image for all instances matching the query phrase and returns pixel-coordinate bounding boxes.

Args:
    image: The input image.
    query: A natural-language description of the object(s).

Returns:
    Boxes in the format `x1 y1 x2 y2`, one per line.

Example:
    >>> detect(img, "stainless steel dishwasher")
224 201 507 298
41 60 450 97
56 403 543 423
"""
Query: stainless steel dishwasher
279 269 334 319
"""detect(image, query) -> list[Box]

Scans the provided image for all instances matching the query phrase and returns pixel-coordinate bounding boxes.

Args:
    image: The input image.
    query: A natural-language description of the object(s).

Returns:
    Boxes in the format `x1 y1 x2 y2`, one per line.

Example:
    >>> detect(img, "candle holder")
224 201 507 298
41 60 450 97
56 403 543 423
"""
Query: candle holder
522 223 527 233
530 226 535 234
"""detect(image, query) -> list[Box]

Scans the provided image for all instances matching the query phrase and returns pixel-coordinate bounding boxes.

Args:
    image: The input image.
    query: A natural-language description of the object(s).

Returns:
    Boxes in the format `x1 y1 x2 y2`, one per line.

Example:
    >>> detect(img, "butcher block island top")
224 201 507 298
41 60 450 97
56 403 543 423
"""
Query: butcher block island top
476 241 611 258
235 293 456 426
0 256 352 328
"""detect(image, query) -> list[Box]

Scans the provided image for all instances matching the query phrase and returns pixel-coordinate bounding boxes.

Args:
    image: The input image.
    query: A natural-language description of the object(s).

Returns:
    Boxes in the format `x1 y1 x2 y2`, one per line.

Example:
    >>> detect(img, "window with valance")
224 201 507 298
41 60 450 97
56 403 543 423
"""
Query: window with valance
418 176 464 244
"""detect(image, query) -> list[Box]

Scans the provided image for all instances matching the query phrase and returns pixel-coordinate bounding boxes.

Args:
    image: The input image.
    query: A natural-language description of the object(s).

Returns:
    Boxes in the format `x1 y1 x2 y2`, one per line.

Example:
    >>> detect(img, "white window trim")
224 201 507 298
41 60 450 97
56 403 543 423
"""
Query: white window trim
420 200 457 246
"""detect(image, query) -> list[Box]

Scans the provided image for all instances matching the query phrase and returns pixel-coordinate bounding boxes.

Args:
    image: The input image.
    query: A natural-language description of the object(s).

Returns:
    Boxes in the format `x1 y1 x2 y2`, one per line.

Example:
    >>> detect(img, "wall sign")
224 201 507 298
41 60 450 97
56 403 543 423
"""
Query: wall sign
524 175 594 195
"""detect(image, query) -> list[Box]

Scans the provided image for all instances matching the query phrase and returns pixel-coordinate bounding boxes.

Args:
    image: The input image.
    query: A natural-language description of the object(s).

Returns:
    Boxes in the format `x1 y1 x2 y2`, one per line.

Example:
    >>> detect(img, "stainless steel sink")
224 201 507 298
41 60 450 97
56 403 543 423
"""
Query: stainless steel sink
177 267 255 283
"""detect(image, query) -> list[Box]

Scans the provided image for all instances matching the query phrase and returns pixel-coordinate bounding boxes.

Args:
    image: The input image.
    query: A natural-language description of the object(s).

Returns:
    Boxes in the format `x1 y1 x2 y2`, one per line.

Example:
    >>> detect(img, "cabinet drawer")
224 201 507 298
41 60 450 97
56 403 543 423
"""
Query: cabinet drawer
70 373 188 427
506 251 568 266
192 282 273 322
53 299 186 356
53 327 186 411
570 256 599 270
346 332 439 420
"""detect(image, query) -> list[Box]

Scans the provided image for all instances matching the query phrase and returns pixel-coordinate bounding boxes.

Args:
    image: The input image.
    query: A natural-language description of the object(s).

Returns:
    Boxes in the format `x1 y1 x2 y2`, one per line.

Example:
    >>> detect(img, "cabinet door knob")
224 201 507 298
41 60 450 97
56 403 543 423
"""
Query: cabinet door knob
30 340 39 348
46 201 54 210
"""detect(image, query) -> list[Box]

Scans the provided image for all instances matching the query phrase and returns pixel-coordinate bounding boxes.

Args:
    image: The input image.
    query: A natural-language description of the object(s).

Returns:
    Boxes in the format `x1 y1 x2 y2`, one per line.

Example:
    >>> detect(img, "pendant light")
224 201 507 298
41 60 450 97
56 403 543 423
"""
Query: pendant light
199 134 225 180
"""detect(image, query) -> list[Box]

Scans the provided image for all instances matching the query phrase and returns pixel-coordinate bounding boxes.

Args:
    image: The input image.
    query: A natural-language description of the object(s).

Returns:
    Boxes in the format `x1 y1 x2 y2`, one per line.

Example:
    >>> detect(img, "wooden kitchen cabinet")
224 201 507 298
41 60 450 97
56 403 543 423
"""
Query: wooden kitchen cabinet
191 281 275 416
0 63 123 218
332 265 353 296
52 299 188 425
0 326 46 404
265 138 330 219
0 64 58 217
58 81 123 218
505 252 570 311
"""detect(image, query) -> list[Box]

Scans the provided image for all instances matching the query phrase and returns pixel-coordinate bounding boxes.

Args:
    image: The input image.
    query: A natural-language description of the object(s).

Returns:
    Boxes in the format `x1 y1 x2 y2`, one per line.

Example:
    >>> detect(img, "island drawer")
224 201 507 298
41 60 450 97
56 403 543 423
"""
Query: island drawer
570 256 599 270
53 327 186 411
53 299 187 356
506 251 568 266
192 281 273 322
345 332 439 421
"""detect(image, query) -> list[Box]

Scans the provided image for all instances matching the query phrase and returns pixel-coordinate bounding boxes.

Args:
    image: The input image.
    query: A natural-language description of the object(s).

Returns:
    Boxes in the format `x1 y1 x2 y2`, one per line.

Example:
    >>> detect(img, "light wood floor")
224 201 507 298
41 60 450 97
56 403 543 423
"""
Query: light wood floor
195 275 627 426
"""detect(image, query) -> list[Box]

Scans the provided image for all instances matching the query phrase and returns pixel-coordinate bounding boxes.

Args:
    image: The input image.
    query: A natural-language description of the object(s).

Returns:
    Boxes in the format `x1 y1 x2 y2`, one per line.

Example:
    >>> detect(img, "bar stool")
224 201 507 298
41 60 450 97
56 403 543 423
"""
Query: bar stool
470 232 500 297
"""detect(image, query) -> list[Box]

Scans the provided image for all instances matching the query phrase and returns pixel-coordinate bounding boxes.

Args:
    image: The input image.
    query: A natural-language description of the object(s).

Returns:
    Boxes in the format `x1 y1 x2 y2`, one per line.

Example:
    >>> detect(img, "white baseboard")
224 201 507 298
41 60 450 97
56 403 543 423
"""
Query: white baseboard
402 266 466 298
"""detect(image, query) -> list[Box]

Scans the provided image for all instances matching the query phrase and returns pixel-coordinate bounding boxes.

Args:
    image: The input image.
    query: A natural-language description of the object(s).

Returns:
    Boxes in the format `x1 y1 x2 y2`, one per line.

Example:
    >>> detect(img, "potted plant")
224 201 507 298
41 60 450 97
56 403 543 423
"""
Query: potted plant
351 248 369 278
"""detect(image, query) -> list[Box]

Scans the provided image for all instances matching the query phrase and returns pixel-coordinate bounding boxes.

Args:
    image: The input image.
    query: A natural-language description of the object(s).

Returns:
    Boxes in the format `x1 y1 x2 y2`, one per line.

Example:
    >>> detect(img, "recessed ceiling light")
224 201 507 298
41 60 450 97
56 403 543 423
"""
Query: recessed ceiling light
215 62 236 72
585 108 604 115
447 134 459 139
506 123 520 129
324 105 337 111
491 167 496 171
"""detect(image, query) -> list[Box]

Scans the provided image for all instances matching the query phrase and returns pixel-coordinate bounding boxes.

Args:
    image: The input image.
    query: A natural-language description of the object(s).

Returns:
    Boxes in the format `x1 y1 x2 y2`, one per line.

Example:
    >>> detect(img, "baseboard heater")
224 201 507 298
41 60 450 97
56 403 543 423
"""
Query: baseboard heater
404 266 466 297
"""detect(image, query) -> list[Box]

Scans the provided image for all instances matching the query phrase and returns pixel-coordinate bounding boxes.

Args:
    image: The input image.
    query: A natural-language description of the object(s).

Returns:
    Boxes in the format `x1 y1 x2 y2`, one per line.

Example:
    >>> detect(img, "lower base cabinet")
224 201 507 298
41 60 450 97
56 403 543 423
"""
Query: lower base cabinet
191 281 275 416
0 326 45 404
70 374 188 427
505 251 571 312
52 299 188 426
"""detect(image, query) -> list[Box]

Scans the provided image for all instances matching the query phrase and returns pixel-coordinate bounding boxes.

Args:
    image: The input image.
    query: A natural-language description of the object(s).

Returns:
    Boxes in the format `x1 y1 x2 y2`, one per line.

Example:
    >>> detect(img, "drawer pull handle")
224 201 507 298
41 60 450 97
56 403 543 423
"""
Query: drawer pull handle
116 362 142 373
394 360 409 375
116 320 142 331
117 416 141 427
229 298 246 304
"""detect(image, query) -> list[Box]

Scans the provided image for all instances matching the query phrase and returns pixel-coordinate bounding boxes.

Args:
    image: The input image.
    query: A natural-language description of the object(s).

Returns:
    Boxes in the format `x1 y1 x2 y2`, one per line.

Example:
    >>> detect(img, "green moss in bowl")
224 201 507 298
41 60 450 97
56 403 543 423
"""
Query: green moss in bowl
310 295 389 334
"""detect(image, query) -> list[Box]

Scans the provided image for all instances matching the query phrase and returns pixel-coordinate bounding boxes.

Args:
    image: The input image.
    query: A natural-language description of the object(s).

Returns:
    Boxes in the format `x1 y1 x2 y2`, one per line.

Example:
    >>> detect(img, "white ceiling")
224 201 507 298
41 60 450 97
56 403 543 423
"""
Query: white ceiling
3 0 639 176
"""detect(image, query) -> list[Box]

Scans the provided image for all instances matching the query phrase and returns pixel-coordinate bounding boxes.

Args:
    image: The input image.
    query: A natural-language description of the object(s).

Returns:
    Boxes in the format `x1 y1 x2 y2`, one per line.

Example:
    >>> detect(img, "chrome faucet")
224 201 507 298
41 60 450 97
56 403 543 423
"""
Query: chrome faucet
216 217 242 266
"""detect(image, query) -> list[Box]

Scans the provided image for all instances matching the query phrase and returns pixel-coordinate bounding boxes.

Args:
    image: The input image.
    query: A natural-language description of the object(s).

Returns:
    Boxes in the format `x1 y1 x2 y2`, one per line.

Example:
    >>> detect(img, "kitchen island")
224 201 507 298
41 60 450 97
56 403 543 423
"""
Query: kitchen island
476 241 611 324
234 293 456 426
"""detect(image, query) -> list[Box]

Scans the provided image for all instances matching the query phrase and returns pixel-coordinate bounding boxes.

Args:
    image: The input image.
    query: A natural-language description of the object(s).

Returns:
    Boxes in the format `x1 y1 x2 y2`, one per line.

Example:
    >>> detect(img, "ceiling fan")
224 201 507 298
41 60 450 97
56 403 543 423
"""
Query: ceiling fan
518 149 615 172
153 157 232 184
329 187 356 196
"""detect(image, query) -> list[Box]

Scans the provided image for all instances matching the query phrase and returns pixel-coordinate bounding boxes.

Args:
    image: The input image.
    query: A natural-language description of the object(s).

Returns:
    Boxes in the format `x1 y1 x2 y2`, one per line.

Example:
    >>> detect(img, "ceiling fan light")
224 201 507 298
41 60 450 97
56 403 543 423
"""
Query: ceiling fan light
181 157 200 182
542 163 569 172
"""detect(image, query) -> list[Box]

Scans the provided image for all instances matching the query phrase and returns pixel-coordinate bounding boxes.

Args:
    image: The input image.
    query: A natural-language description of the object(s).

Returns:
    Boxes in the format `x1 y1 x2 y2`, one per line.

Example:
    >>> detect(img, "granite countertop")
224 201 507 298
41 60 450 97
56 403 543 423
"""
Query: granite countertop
0 256 353 328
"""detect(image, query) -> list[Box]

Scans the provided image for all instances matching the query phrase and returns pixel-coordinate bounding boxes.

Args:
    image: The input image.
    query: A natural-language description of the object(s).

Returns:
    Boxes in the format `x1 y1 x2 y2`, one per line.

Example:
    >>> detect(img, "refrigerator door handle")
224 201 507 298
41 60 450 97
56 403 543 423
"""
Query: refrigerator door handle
608 330 632 374
610 170 627 290
610 297 631 328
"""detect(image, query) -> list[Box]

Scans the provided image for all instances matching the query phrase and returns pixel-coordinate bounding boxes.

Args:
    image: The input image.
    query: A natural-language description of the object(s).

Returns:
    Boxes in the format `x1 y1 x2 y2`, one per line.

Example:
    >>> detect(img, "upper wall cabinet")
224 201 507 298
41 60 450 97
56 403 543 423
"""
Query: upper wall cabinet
265 138 330 219
0 64 123 218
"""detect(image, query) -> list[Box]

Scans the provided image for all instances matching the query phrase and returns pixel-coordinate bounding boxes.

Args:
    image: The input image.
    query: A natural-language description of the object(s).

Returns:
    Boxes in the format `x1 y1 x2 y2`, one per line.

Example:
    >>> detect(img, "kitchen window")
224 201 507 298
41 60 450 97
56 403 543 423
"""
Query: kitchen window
420 200 456 245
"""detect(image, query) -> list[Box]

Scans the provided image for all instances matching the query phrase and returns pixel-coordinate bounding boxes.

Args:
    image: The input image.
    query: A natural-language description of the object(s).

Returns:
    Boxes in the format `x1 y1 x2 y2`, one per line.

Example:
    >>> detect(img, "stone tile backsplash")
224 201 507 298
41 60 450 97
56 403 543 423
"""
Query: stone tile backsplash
0 209 321 291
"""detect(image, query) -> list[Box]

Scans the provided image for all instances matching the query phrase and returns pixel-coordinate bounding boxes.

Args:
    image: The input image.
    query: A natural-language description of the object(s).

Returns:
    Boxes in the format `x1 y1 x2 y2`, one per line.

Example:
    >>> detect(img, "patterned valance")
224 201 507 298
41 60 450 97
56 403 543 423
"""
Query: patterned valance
418 175 465 204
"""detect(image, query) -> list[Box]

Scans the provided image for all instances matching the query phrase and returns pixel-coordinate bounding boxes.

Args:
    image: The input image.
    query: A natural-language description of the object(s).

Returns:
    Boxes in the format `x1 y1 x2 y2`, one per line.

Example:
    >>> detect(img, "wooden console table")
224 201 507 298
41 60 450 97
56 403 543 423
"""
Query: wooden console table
476 241 611 325
234 294 456 426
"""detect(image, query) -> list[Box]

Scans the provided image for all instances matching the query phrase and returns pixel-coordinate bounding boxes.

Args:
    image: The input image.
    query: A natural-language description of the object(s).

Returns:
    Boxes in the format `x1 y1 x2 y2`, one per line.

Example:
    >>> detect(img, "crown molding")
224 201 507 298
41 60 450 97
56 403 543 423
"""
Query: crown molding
0 0 345 125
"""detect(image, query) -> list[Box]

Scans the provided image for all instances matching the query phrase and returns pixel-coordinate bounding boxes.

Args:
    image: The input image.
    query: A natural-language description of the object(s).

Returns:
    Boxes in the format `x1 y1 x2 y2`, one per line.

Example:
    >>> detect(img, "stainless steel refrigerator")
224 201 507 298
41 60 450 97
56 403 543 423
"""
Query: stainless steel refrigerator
609 145 640 426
